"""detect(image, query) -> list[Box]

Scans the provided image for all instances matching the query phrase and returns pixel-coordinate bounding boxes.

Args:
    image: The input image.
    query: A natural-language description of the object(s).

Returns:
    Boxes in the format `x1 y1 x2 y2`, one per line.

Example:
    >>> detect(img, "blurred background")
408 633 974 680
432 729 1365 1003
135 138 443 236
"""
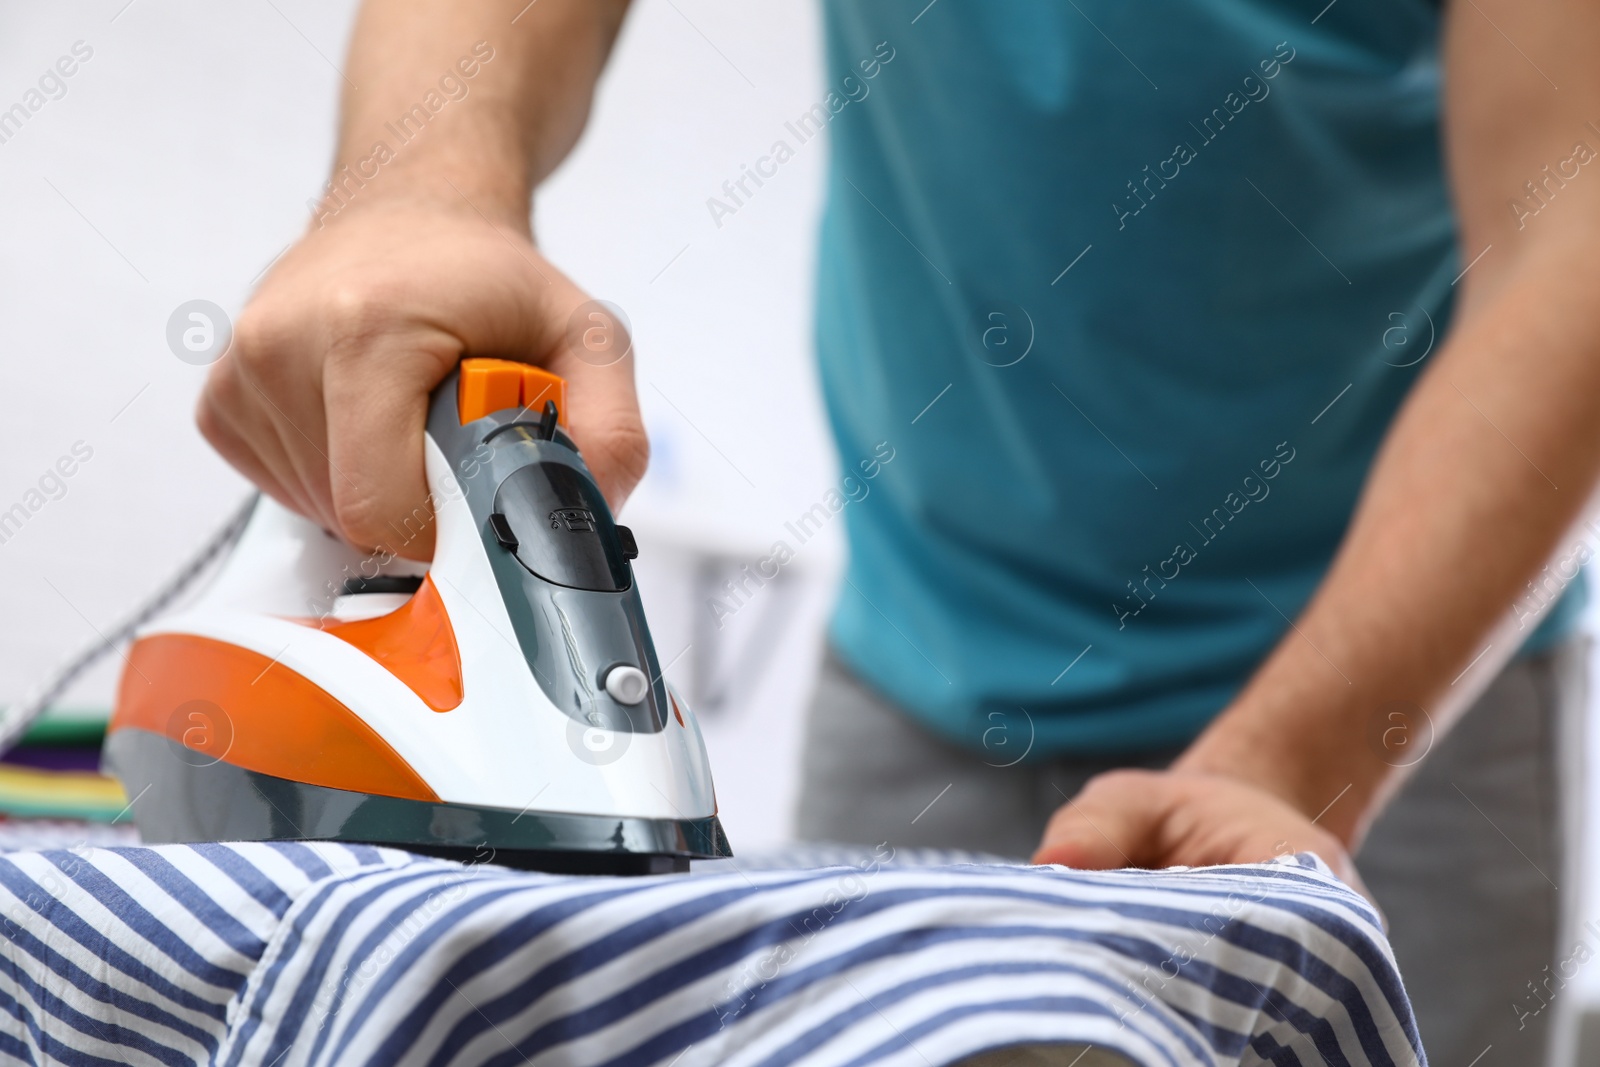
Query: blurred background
5 1 1600 1060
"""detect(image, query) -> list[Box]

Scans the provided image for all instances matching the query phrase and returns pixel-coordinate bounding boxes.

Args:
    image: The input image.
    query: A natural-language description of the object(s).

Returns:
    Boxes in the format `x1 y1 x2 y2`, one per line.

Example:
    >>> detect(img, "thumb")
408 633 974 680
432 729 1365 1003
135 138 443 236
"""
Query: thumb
537 295 649 511
1032 774 1164 869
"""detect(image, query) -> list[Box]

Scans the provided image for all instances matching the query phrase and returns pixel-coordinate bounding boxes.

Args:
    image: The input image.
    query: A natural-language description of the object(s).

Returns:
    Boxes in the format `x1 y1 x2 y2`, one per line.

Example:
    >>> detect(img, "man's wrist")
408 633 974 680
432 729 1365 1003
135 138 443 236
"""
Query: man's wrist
309 153 532 236
1174 692 1389 848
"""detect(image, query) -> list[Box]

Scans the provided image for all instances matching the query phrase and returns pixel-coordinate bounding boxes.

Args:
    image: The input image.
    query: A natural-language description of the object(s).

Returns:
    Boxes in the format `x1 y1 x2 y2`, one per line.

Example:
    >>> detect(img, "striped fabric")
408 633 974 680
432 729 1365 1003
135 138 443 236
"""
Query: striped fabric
0 842 1424 1066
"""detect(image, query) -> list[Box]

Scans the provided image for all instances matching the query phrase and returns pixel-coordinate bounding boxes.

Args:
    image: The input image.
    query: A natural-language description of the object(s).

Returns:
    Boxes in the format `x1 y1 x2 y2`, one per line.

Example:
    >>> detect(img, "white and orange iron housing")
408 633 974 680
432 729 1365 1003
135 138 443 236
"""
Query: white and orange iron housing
104 359 729 874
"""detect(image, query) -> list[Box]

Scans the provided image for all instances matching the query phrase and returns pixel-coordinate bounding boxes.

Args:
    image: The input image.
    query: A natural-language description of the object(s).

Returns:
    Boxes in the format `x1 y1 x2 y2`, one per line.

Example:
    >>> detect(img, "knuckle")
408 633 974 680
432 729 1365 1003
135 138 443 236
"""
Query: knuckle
229 306 293 388
320 282 399 355
196 363 250 442
230 304 284 363
331 487 386 550
194 392 226 446
1093 768 1149 792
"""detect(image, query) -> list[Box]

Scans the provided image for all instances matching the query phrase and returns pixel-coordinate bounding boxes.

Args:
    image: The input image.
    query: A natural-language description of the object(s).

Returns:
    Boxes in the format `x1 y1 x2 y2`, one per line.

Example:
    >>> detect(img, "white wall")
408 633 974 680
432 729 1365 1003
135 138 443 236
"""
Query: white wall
0 0 841 849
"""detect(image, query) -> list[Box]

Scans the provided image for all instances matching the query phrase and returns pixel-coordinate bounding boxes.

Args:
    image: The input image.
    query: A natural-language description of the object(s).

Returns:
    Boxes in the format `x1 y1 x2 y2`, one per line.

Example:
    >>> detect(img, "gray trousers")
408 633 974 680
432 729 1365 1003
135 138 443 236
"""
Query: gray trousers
795 641 1589 1067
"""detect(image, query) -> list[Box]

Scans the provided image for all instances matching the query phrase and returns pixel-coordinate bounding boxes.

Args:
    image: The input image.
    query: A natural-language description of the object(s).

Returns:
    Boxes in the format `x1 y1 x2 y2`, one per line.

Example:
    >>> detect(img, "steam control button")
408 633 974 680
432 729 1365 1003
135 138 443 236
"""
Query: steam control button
616 525 639 560
604 665 650 705
488 513 519 550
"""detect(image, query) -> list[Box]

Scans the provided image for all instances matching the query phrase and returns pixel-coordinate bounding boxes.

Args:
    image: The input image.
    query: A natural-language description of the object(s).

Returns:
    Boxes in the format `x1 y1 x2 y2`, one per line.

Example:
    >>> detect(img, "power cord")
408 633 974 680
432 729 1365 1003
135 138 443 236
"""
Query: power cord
0 493 260 755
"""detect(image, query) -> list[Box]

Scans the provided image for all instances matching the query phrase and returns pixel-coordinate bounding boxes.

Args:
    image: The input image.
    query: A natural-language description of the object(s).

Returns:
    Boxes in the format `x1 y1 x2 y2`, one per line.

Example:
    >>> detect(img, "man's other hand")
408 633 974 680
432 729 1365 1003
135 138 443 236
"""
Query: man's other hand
1032 769 1372 903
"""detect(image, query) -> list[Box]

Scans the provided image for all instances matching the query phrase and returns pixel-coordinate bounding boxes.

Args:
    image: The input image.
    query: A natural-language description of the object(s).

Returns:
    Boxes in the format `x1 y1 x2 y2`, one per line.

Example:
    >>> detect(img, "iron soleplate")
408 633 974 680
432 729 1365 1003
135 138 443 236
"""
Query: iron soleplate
103 728 730 876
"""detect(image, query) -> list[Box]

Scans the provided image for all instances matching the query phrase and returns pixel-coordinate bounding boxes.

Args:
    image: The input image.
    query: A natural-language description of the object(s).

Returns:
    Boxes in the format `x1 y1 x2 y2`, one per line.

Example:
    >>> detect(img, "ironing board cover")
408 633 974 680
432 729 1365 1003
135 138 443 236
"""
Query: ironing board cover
0 842 1423 1067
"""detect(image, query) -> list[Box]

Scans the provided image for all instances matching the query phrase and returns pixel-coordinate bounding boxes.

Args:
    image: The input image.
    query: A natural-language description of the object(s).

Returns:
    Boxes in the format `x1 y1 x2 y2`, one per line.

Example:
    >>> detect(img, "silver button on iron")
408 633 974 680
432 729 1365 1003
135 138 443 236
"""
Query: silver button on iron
604 664 650 705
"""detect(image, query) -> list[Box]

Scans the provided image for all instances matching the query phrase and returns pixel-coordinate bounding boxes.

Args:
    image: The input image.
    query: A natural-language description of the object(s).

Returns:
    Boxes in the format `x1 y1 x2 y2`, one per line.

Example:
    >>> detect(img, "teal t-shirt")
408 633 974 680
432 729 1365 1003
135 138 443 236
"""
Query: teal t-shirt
816 0 1584 755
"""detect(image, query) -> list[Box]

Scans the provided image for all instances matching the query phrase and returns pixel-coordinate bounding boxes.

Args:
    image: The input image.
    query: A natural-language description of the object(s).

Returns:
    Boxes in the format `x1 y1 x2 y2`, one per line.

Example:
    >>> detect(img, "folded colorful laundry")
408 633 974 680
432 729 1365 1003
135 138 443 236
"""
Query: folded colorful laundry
0 709 129 824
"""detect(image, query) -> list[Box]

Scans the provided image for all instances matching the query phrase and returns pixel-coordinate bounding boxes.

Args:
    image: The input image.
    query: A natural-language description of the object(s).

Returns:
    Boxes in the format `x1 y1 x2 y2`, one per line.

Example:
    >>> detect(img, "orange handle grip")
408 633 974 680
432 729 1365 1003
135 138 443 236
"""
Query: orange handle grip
456 358 568 427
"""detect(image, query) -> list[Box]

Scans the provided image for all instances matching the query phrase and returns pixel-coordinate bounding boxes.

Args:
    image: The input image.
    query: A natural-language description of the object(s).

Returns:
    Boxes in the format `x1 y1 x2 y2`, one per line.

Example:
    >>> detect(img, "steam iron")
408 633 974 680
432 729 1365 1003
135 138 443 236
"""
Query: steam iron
104 358 730 874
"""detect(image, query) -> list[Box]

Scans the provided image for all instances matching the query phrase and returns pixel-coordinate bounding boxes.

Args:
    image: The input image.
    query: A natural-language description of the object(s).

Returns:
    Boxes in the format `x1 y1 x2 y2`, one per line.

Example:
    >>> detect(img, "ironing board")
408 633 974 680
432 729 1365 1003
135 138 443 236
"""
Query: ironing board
0 842 1423 1067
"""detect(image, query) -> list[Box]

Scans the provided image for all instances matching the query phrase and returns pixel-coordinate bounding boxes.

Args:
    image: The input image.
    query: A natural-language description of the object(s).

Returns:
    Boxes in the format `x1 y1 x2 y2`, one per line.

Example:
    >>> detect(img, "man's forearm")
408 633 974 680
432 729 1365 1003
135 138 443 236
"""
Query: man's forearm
1176 261 1600 847
321 0 630 228
1175 0 1600 851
